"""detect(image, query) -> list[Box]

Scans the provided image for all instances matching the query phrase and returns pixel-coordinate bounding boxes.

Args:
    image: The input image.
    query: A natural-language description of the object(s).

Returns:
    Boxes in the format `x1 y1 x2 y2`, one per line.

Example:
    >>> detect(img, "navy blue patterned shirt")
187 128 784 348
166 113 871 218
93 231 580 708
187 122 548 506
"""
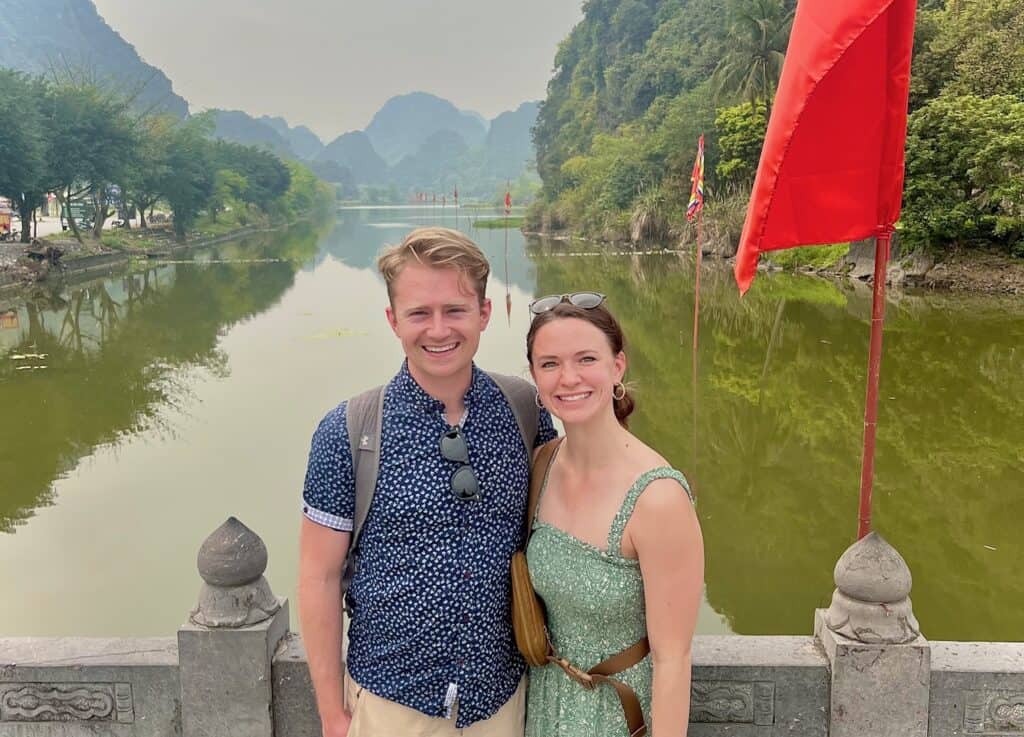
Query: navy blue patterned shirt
302 362 556 727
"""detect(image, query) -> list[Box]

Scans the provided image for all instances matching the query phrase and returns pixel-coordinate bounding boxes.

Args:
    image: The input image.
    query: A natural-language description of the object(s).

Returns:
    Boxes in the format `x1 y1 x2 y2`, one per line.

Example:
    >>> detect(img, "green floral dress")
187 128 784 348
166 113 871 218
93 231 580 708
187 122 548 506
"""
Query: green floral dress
524 455 693 737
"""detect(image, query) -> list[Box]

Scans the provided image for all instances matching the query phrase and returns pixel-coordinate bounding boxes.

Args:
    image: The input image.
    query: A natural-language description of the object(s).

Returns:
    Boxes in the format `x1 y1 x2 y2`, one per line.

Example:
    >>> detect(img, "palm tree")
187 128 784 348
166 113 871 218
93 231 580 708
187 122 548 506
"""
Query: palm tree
712 0 795 121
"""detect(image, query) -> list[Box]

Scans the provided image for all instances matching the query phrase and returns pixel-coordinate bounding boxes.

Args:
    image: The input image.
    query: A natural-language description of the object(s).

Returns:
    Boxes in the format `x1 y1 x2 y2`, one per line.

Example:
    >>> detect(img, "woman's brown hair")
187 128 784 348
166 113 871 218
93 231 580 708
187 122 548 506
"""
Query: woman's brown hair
526 302 635 428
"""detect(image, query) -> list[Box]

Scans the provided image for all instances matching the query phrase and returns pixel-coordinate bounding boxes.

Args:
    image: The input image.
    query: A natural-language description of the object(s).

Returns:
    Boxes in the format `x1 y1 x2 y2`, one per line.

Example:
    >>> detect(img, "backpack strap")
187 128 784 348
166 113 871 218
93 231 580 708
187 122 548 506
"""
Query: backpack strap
342 384 386 602
486 371 540 455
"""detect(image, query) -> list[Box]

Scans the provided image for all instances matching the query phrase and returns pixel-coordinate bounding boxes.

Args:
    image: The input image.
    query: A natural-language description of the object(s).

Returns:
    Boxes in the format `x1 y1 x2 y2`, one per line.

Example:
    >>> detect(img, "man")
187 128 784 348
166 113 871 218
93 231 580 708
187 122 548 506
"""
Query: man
299 227 556 737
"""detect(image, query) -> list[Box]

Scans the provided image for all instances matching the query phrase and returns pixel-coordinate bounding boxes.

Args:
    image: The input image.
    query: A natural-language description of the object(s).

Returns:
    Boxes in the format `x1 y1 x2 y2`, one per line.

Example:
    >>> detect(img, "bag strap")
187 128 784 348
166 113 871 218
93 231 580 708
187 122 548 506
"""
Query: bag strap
523 438 562 548
343 384 386 601
550 637 651 737
486 371 539 456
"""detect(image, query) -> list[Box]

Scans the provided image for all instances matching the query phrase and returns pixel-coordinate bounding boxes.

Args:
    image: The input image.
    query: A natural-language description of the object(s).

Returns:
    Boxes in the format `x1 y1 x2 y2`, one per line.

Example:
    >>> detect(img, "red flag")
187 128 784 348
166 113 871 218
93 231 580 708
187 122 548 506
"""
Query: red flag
734 0 917 295
454 185 459 202
504 191 512 215
686 135 705 223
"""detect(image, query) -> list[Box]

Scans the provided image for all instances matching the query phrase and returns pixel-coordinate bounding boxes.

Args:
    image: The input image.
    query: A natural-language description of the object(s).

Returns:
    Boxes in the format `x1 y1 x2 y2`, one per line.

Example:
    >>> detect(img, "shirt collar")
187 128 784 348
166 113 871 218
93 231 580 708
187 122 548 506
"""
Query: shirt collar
392 360 495 414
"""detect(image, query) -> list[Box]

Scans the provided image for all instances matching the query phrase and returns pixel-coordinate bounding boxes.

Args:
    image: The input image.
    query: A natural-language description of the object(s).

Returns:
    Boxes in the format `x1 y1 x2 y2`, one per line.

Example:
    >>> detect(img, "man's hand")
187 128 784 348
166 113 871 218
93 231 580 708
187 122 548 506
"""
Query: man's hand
321 709 352 737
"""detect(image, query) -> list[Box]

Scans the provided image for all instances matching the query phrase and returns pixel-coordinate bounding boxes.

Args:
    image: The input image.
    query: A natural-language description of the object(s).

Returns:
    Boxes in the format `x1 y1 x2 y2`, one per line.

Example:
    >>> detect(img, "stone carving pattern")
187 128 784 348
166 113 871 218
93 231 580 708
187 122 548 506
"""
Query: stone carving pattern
0 683 134 723
964 691 1024 734
690 681 774 724
754 682 775 726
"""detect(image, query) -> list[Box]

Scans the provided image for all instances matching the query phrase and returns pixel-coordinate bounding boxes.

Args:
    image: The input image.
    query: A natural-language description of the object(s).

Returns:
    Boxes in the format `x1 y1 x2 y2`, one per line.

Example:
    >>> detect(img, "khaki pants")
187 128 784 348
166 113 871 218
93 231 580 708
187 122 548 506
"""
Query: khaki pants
344 671 526 737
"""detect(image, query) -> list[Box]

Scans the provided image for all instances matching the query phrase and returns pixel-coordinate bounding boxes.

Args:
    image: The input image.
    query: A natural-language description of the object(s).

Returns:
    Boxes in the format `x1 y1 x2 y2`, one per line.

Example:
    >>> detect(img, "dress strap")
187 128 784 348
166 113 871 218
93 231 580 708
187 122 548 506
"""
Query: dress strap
607 467 694 556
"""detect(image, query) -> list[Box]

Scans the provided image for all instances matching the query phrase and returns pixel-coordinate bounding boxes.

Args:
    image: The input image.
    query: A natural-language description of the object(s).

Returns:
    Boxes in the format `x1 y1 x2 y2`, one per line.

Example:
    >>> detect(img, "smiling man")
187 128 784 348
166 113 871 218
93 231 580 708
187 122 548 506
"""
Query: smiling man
298 227 556 737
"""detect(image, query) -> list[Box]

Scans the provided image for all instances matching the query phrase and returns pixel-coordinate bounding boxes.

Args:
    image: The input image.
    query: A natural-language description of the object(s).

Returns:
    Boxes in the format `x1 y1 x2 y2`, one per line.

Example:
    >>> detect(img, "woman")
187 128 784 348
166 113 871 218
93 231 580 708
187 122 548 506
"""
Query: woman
524 292 704 737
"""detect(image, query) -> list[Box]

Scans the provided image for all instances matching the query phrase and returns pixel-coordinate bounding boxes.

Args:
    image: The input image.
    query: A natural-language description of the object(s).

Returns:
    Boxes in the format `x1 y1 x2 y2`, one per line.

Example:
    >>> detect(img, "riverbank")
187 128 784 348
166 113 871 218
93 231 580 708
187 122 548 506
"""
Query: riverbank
525 227 1024 295
0 220 291 296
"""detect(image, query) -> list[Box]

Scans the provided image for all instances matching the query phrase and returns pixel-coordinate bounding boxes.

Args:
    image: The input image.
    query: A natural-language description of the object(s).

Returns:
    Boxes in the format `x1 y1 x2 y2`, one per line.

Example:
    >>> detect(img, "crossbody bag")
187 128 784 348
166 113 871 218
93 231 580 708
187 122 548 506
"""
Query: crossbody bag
510 438 651 737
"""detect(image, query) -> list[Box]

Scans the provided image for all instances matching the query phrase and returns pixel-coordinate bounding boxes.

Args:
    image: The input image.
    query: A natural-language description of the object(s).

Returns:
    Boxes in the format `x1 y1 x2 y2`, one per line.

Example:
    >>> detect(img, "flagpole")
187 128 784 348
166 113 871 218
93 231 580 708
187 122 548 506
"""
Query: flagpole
857 227 892 539
692 209 703 356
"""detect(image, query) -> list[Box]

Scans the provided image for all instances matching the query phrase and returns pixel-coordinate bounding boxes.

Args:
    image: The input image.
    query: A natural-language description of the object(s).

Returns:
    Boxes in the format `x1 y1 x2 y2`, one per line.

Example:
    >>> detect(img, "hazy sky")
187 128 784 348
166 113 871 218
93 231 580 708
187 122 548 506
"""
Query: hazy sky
91 0 583 142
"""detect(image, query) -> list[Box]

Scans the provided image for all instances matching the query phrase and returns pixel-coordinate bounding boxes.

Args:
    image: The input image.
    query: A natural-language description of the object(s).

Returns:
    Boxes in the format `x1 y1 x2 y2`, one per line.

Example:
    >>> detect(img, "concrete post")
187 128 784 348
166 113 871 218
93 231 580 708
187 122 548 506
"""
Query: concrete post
814 531 930 737
178 517 290 737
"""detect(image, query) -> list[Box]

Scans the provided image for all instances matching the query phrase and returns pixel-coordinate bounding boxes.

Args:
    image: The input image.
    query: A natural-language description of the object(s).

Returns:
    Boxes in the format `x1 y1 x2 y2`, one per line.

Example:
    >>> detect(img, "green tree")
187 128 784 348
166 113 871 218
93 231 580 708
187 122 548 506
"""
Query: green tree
902 94 1024 254
121 114 176 229
711 0 794 120
714 102 768 185
0 70 47 242
38 79 135 241
160 116 216 241
211 141 291 210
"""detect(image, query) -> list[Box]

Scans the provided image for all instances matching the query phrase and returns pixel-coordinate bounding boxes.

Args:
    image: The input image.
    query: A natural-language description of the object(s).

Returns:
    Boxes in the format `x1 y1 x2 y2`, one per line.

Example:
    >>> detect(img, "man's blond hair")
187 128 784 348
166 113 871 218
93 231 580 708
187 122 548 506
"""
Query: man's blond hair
377 227 490 305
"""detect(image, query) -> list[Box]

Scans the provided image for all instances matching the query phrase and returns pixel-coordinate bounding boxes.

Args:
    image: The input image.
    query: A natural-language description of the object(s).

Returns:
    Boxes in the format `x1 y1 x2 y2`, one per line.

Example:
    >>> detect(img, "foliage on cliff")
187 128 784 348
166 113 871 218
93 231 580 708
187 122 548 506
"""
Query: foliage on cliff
532 0 1024 257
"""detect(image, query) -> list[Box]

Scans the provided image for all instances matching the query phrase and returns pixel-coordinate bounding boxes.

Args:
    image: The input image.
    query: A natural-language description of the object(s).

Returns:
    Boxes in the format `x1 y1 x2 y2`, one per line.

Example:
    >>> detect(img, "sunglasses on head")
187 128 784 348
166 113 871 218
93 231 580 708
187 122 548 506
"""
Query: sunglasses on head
529 292 606 316
439 426 480 502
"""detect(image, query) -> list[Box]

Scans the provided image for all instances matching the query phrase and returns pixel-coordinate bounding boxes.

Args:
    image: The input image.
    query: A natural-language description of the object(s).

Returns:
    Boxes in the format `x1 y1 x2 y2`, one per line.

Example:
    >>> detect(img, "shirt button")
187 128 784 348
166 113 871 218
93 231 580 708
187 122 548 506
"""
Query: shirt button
457 658 466 666
463 570 472 580
462 613 470 623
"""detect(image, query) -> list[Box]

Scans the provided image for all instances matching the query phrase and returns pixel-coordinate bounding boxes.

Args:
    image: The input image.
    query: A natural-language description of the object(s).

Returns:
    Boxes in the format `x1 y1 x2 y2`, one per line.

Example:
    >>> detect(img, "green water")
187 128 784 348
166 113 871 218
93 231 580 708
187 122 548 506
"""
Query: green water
1 209 1021 641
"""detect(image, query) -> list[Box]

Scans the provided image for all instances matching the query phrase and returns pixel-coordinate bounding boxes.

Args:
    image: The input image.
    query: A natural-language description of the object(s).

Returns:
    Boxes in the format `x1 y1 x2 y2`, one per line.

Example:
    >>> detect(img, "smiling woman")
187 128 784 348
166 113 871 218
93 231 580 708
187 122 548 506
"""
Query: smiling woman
523 297 703 737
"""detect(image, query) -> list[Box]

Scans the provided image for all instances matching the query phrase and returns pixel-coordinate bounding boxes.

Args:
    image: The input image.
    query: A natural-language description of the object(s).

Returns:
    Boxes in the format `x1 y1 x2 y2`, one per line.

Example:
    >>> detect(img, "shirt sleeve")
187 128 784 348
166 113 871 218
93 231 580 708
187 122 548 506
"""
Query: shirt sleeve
301 402 356 531
535 407 558 447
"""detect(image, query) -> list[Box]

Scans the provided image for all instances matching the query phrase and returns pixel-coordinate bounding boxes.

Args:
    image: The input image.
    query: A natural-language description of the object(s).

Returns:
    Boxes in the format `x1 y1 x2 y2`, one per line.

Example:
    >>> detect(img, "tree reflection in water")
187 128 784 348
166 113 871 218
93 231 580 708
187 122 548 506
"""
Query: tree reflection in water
0 225 323 535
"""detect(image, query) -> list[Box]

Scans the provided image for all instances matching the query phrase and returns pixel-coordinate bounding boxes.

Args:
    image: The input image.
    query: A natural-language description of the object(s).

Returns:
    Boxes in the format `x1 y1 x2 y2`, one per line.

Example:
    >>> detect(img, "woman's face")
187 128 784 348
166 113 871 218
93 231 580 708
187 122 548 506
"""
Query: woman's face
530 317 626 425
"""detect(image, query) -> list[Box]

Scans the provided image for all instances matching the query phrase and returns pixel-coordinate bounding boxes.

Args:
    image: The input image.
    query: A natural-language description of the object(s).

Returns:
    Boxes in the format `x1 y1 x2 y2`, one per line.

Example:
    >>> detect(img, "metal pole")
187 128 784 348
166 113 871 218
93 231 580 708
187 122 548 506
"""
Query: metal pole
857 229 892 539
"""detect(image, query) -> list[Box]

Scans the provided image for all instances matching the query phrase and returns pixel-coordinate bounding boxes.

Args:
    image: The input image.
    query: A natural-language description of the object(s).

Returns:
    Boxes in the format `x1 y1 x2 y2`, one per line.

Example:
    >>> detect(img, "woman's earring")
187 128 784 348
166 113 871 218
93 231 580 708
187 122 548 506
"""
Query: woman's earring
535 391 545 409
612 383 626 401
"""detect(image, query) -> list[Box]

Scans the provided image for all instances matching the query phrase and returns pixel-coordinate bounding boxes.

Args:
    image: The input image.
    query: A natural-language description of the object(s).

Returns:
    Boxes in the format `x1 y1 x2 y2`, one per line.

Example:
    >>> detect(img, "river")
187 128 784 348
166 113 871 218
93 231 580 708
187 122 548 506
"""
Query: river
1 208 1021 641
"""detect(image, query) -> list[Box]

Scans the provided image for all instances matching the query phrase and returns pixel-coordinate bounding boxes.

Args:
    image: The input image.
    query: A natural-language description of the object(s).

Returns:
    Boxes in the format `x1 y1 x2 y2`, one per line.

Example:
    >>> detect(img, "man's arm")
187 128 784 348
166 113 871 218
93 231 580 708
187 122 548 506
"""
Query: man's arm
298 517 352 737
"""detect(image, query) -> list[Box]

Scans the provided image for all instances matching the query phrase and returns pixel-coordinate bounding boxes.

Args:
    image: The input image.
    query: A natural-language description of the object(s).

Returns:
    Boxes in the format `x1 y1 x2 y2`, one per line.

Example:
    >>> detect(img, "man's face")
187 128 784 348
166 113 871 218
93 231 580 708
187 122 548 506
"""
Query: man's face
385 263 491 386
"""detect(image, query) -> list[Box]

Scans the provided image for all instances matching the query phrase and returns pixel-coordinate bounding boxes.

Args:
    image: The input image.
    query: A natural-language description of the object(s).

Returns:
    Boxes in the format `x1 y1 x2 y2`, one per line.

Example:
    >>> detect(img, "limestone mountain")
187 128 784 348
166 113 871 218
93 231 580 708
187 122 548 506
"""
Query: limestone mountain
315 131 388 185
364 92 487 165
390 129 471 191
0 0 188 117
483 101 540 181
209 109 295 158
260 116 324 161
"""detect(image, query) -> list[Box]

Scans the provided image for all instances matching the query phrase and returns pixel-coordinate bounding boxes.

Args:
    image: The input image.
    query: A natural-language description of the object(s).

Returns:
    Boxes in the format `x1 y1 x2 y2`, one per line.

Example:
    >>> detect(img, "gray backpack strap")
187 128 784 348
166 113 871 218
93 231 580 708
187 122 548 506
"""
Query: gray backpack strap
486 371 540 454
342 384 385 601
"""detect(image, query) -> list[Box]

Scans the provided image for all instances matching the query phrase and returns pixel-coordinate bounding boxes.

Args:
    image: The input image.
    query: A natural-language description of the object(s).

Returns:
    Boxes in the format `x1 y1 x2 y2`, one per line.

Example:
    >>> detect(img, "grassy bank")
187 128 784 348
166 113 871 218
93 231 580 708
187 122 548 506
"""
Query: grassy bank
764 243 848 270
473 217 525 229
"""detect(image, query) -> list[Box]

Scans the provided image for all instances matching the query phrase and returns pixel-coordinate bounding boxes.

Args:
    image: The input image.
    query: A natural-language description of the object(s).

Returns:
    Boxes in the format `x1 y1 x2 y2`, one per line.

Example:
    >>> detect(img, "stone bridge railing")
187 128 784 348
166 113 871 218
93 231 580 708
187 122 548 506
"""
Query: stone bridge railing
2 517 1021 737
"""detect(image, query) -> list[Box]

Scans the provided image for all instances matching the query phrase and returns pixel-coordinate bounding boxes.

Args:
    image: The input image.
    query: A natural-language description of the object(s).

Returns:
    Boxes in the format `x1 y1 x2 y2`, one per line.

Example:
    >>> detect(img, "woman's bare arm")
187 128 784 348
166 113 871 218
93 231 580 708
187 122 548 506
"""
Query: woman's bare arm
631 478 704 736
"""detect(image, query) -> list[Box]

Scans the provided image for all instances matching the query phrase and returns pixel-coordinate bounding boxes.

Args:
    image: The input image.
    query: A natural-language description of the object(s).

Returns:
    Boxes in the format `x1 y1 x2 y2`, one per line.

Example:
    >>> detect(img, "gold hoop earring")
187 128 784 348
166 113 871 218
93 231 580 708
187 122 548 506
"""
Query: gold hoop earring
535 392 544 409
612 383 626 401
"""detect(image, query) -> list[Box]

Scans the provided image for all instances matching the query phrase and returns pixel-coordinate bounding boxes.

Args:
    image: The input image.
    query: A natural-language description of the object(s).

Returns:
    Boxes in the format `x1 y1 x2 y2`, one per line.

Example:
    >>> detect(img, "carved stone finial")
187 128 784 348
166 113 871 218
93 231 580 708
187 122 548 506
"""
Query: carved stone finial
197 516 268 586
191 517 280 628
822 531 920 644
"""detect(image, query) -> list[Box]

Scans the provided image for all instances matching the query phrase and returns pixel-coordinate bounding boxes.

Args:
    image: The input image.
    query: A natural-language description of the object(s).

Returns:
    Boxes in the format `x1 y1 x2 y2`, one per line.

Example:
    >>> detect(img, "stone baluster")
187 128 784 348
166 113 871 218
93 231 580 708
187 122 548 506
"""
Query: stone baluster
178 517 290 737
814 531 930 737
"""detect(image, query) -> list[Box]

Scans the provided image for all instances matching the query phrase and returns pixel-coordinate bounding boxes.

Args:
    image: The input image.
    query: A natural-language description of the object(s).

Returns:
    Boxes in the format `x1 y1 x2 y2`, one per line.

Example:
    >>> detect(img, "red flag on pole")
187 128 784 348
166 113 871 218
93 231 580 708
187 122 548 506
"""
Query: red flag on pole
504 191 512 215
686 135 705 223
734 0 917 295
454 185 459 203
733 0 917 540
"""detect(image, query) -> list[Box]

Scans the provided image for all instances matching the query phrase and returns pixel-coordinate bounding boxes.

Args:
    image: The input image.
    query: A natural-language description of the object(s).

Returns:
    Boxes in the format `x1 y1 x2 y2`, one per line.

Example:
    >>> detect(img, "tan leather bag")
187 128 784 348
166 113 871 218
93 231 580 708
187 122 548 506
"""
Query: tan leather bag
510 438 651 737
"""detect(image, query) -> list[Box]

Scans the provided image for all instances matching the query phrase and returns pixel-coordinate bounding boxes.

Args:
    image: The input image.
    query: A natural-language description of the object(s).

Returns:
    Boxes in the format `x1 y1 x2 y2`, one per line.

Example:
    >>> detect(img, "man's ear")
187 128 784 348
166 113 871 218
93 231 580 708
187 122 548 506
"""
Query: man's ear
385 304 399 336
479 298 492 330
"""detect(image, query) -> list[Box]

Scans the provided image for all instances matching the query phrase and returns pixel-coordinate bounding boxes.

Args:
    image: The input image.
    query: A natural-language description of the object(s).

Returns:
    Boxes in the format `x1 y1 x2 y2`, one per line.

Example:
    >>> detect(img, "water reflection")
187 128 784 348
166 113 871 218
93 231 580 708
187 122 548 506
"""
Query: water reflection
1 211 1021 642
0 225 323 534
530 243 1024 640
